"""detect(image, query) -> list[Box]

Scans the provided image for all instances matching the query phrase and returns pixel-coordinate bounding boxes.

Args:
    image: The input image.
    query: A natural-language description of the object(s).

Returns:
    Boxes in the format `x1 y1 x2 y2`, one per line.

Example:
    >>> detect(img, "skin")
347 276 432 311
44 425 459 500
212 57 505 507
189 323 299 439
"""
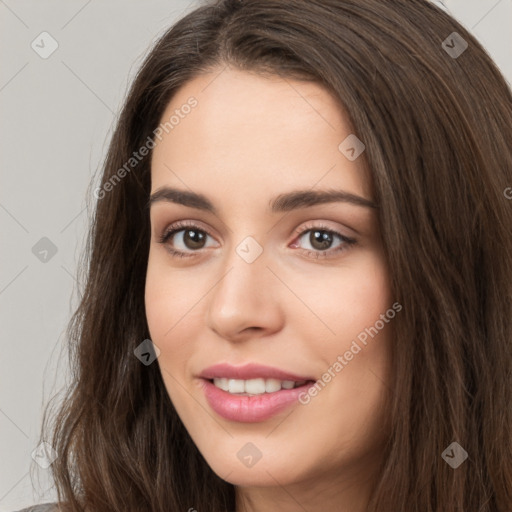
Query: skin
145 65 395 512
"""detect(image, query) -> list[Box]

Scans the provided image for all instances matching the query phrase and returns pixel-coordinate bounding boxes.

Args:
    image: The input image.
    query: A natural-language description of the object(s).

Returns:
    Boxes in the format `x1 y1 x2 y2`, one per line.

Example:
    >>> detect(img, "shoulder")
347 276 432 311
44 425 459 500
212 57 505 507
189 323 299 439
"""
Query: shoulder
12 504 59 512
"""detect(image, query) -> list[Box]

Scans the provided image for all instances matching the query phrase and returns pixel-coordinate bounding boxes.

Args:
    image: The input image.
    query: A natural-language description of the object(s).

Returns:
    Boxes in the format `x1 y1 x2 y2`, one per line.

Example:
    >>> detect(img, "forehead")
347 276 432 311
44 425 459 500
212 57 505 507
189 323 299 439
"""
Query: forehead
150 66 372 203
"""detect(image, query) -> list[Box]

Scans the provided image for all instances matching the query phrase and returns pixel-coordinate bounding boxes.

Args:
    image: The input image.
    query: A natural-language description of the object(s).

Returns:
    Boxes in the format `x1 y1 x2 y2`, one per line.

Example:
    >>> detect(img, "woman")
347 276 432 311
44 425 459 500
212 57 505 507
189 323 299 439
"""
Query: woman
19 0 512 510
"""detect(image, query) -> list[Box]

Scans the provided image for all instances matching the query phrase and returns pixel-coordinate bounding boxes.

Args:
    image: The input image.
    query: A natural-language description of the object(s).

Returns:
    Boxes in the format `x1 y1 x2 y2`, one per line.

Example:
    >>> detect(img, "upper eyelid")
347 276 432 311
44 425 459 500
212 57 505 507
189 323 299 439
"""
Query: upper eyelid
160 220 218 240
159 220 353 243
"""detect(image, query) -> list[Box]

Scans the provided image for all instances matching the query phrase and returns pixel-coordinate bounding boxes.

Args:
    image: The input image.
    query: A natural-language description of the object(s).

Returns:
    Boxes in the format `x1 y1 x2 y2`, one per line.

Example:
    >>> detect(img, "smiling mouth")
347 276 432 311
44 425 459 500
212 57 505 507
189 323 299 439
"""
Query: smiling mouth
206 377 315 396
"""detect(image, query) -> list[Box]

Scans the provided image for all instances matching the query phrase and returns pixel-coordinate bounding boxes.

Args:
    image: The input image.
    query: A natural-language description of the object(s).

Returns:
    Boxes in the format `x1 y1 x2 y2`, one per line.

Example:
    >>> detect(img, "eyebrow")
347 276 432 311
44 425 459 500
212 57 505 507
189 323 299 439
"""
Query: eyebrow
147 186 378 213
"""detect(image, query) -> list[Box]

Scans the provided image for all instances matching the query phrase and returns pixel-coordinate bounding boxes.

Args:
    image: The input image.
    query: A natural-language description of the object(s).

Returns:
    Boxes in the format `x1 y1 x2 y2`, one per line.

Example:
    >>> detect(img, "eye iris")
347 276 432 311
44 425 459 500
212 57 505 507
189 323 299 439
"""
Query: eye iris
184 229 206 249
310 230 332 250
175 228 338 252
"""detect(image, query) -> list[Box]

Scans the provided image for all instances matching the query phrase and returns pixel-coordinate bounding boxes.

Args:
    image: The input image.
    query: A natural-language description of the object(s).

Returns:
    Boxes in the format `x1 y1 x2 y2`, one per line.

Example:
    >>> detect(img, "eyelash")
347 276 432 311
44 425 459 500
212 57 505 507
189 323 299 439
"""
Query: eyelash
157 220 357 260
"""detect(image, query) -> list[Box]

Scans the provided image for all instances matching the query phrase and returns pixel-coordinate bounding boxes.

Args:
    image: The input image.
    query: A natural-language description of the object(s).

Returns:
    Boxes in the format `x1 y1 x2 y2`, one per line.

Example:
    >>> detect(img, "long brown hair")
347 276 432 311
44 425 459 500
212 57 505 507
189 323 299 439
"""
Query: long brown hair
38 0 512 510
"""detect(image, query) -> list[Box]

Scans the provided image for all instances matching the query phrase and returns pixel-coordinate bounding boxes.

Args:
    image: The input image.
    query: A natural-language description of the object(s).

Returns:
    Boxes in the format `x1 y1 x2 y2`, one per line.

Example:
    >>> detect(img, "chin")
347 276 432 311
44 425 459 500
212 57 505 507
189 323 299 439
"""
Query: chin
198 442 311 487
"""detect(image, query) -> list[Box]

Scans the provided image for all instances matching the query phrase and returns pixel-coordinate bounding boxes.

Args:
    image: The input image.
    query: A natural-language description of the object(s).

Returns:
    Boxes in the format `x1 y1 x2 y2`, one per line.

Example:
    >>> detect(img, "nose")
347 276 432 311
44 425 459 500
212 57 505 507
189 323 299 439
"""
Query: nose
205 239 284 342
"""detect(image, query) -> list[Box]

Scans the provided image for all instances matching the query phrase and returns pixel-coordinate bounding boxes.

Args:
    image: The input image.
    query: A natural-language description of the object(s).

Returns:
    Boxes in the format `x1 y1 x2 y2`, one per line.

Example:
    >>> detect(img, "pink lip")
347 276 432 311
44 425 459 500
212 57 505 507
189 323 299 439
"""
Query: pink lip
198 363 316 423
198 362 314 381
200 379 315 423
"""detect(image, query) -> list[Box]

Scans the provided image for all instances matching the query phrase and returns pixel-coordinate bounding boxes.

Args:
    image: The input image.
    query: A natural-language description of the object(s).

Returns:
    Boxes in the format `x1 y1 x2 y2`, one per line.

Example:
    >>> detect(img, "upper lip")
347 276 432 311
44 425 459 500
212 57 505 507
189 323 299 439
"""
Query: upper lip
199 363 315 382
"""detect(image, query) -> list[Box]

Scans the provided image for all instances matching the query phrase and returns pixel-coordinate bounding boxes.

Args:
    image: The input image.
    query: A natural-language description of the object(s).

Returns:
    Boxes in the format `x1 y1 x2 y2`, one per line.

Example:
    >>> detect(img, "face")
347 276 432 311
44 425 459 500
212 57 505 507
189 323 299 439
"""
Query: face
145 66 395 506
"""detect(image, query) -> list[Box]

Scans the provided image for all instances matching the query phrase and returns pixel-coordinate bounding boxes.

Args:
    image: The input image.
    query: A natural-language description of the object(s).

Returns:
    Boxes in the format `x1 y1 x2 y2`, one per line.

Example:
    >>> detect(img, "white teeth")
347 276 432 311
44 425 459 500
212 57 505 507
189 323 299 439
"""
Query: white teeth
265 378 282 393
212 377 307 395
228 379 245 394
245 378 266 394
214 378 229 391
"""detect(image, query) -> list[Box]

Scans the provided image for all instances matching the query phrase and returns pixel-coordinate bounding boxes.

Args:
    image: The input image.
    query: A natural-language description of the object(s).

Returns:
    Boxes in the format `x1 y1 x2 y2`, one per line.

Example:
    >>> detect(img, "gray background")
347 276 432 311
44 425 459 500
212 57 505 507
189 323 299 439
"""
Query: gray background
1 0 511 510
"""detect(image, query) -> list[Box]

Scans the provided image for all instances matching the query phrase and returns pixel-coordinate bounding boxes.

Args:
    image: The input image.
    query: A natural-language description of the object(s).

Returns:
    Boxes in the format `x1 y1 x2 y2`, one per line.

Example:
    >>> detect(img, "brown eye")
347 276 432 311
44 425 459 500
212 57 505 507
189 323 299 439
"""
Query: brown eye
179 228 207 250
160 227 210 250
291 223 357 260
158 221 218 258
308 230 335 251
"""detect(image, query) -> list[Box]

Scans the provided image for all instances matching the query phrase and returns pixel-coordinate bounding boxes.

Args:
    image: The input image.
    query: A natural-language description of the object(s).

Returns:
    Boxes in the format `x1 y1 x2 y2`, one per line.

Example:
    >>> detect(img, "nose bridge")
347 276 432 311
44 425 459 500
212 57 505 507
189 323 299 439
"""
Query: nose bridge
206 233 282 337
213 234 268 307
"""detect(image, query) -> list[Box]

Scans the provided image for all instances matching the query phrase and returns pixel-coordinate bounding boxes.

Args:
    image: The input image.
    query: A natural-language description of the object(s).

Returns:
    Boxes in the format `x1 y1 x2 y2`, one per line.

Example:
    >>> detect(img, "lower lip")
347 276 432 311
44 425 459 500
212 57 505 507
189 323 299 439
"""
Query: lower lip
201 379 314 423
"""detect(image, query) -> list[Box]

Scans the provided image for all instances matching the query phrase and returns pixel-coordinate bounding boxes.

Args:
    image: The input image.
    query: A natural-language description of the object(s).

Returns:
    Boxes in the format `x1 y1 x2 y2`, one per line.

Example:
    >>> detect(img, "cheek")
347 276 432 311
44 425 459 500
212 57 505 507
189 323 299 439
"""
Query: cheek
301 251 394 405
144 255 197 360
144 260 199 413
297 251 392 344
144 261 170 343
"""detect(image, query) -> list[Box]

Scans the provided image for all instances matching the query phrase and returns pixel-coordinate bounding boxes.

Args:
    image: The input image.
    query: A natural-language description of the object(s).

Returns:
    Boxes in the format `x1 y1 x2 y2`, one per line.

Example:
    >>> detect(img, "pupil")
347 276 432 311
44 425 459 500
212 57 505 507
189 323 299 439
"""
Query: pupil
311 230 332 250
184 229 206 249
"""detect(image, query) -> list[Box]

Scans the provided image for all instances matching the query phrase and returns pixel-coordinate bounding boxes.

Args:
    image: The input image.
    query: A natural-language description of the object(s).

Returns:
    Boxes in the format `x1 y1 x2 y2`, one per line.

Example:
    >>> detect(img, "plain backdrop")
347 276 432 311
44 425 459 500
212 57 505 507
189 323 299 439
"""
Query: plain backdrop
1 0 511 510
